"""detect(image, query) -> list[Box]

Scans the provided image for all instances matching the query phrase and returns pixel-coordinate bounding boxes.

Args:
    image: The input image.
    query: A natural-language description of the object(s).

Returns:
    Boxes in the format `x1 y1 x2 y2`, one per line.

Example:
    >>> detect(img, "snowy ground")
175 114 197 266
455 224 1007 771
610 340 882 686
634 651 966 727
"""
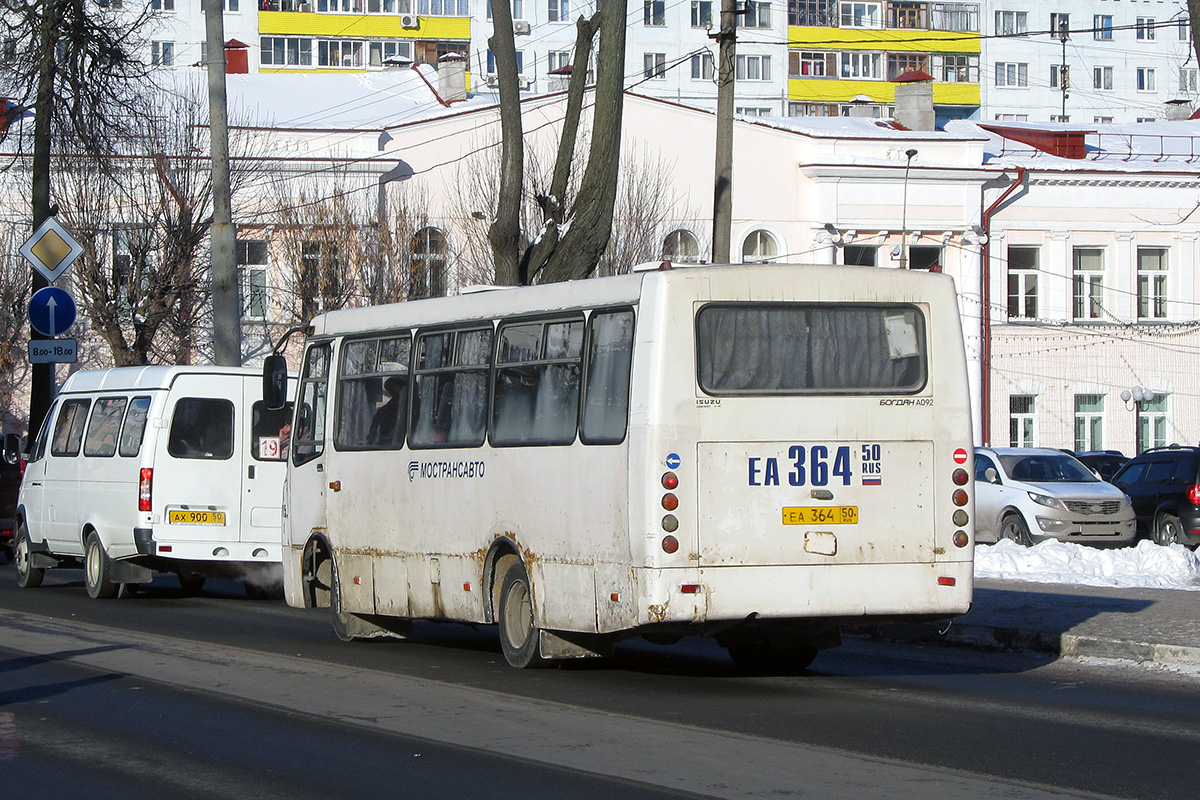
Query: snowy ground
975 539 1200 590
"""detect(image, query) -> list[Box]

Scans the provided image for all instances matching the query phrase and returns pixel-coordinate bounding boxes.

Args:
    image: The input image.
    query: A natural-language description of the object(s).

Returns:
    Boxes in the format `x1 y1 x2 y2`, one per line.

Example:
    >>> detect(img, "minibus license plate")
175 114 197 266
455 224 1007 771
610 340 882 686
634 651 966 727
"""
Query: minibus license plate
169 510 226 525
782 506 858 525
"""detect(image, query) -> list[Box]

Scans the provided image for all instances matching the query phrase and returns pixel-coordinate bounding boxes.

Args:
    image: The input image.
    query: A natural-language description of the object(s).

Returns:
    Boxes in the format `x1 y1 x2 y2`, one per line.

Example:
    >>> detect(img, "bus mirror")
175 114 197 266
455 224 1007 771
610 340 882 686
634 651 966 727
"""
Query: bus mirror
3 432 21 465
263 355 289 411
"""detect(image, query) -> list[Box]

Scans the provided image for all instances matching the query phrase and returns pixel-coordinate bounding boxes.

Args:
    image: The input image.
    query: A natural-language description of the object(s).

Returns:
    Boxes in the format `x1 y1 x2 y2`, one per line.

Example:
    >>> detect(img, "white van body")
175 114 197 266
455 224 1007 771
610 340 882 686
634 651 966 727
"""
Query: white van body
15 366 292 598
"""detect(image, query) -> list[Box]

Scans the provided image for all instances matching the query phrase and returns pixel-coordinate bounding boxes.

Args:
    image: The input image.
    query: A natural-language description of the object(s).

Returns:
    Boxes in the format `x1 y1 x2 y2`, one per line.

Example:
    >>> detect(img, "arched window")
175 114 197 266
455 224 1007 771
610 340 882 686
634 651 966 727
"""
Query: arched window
662 229 702 263
741 229 779 263
410 227 447 299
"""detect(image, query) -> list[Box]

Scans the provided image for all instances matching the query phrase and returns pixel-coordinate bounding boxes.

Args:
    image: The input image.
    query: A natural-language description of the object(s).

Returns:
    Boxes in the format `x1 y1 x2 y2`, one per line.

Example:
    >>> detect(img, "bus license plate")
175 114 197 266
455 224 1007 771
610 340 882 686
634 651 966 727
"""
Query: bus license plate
782 506 858 525
169 510 226 525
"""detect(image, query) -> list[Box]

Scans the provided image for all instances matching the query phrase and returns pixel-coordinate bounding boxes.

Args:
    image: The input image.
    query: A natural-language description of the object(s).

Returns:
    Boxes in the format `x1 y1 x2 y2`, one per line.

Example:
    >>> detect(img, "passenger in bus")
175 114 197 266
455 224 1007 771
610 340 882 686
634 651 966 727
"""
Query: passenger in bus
368 376 407 447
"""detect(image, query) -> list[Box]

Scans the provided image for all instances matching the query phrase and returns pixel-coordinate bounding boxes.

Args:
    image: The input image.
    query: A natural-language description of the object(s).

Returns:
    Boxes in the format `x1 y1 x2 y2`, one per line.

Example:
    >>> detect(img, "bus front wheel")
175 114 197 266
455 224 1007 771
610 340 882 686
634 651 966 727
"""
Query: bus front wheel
497 559 545 669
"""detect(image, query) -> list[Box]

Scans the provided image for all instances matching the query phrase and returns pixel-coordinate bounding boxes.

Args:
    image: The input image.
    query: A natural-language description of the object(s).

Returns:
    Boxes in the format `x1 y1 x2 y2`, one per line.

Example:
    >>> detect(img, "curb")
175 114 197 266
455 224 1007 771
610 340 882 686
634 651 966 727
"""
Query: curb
851 622 1200 670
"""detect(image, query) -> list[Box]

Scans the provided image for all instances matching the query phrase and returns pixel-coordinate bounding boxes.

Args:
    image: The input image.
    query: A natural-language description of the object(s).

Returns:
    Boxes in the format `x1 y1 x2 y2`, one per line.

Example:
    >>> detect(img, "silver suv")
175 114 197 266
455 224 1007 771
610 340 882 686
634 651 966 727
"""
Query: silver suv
974 447 1136 547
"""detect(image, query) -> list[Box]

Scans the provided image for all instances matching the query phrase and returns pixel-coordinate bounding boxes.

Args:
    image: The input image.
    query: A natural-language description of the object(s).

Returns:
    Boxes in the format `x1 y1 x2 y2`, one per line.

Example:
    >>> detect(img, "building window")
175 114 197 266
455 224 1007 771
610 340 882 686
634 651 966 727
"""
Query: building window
318 40 364 67
995 113 1028 121
888 2 928 29
415 0 469 12
934 53 978 83
1136 17 1156 41
1138 396 1168 453
1009 395 1035 448
742 229 779 263
792 51 837 78
994 10 1026 36
485 0 524 19
1138 68 1156 92
548 0 568 22
791 0 836 26
225 0 239 10
842 51 882 79
1072 247 1104 321
663 229 702 263
908 245 942 271
486 49 525 74
995 62 1028 87
841 2 882 28
790 101 840 116
1050 115 1069 123
930 2 977 32
1182 68 1199 94
262 36 313 66
843 244 876 266
736 54 771 81
1094 14 1112 40
151 41 175 67
1007 246 1038 319
1049 12 1068 38
887 52 928 80
1094 116 1113 124
1182 19 1191 41
736 106 771 116
1074 395 1104 452
547 50 571 71
238 239 268 320
644 0 665 25
1093 66 1113 90
691 51 714 80
739 1 771 27
643 52 666 79
410 227 447 299
691 0 712 26
150 0 175 10
370 40 414 67
1137 247 1168 320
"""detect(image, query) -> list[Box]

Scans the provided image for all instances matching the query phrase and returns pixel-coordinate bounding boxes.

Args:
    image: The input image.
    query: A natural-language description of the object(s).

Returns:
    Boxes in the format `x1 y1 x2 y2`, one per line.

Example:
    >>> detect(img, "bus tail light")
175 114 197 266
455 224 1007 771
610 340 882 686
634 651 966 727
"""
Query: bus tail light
938 577 956 586
661 472 678 490
138 468 153 512
952 468 969 486
953 531 970 548
661 493 678 511
681 584 701 594
952 489 969 506
661 535 679 554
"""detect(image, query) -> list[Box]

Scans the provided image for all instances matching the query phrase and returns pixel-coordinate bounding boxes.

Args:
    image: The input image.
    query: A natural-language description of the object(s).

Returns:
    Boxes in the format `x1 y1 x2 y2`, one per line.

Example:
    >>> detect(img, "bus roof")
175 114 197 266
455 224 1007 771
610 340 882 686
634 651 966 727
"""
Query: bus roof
59 365 264 394
310 263 957 339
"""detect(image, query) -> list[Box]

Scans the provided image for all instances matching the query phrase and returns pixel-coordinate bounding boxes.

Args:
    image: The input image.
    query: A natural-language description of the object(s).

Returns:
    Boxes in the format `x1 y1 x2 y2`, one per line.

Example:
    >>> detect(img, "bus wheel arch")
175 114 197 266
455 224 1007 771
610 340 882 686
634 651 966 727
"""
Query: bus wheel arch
302 533 335 609
484 539 522 623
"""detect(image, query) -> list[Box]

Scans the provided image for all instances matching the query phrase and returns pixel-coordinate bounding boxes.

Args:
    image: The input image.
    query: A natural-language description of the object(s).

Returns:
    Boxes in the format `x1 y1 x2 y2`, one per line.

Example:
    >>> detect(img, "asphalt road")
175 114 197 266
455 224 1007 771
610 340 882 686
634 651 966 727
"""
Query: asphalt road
2 565 1198 800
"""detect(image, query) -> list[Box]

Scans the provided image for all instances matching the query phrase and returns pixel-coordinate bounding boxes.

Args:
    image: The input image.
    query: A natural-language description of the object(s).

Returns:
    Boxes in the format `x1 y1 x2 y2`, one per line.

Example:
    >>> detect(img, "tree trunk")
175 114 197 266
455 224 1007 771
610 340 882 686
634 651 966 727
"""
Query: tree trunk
486 2 525 286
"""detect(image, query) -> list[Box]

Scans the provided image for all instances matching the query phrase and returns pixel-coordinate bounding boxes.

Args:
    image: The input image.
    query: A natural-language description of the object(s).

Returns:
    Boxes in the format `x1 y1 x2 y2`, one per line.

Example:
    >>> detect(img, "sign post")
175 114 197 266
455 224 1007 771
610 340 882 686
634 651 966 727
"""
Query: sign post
21 218 83 367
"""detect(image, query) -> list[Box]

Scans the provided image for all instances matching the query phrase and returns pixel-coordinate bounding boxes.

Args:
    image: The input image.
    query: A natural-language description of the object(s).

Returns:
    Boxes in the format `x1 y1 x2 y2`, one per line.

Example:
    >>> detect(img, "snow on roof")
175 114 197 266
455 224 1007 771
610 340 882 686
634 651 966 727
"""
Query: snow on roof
945 118 1200 173
741 114 986 142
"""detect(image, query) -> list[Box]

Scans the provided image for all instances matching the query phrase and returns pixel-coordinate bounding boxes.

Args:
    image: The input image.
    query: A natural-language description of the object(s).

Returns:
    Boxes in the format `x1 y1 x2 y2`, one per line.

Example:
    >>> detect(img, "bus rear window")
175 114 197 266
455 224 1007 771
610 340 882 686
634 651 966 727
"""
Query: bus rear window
696 304 927 395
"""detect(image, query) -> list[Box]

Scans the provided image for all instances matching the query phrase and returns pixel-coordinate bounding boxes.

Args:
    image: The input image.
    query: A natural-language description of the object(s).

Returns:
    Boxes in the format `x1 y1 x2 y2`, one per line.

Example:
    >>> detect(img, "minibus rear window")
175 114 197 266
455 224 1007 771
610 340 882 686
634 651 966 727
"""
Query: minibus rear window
168 398 235 460
696 303 927 395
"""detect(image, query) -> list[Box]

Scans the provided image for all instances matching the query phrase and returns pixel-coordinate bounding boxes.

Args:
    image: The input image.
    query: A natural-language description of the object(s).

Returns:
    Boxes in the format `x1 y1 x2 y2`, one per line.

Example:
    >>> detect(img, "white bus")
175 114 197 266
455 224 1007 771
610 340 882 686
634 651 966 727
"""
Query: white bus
12 367 293 599
266 263 975 669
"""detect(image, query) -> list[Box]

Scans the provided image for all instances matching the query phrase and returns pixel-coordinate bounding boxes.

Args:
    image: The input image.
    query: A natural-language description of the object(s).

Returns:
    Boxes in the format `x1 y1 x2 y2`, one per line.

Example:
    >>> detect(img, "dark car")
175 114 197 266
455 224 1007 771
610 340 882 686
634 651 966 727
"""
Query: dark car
1110 446 1200 548
1072 450 1130 482
0 456 20 561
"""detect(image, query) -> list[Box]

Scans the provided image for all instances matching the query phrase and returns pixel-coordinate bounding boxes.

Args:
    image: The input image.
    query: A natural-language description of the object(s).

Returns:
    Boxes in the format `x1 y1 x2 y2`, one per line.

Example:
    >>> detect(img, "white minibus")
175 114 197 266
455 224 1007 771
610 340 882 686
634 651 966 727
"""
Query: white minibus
266 263 975 669
12 366 293 598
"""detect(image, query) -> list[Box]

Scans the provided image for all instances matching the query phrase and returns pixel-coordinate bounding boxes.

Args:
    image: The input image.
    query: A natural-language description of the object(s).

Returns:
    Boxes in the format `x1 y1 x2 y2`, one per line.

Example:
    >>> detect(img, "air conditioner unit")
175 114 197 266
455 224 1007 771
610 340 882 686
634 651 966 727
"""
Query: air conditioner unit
519 77 533 90
400 13 419 29
513 20 531 35
297 2 312 11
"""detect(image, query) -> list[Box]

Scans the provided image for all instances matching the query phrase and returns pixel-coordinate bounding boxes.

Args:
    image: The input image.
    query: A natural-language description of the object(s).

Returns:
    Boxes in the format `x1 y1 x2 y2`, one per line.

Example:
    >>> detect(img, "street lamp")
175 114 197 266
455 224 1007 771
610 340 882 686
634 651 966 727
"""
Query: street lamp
1120 385 1156 454
900 148 918 270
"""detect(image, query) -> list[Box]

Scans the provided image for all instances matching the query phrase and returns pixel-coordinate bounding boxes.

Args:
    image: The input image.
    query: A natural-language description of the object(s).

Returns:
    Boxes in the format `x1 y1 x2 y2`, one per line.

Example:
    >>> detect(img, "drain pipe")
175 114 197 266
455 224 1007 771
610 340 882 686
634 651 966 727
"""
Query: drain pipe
979 167 1027 446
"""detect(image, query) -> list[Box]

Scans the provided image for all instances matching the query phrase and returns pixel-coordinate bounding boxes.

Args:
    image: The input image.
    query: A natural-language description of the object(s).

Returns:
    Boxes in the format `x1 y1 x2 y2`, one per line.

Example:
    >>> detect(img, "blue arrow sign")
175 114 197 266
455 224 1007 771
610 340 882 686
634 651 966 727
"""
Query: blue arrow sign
29 286 77 337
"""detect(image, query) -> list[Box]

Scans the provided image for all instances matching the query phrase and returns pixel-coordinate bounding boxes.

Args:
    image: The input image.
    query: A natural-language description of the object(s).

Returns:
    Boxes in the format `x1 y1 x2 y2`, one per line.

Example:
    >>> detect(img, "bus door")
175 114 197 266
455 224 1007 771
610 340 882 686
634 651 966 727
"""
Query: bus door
693 302 936 568
286 343 332 555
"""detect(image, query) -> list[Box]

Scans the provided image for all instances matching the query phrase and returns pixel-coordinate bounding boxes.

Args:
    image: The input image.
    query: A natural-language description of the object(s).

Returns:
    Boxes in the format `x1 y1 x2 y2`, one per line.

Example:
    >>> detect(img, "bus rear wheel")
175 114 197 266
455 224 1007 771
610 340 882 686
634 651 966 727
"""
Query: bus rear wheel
84 532 120 600
14 523 44 589
497 559 545 669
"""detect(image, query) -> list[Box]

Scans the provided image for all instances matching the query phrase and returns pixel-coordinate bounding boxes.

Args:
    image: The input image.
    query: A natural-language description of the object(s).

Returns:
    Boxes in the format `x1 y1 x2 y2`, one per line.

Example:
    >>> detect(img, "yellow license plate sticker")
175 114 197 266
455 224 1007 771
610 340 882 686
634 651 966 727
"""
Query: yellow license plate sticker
782 506 858 525
169 509 226 525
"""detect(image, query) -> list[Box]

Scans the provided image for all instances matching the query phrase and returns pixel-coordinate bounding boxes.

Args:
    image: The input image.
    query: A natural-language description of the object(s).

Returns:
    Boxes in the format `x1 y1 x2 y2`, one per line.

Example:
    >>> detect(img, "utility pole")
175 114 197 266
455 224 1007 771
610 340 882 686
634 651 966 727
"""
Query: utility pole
205 0 239 365
709 0 738 264
1056 18 1069 120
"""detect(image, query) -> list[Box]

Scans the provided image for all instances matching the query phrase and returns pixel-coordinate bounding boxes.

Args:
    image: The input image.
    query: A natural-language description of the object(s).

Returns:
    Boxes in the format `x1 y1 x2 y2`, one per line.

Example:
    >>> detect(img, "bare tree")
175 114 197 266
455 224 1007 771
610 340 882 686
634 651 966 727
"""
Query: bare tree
488 1 629 285
0 222 31 432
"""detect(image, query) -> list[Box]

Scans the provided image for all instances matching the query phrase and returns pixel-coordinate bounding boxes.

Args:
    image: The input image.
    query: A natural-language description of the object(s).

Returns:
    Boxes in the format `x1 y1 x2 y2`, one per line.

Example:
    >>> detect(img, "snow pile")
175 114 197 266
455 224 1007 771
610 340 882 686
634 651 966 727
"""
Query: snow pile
975 539 1200 590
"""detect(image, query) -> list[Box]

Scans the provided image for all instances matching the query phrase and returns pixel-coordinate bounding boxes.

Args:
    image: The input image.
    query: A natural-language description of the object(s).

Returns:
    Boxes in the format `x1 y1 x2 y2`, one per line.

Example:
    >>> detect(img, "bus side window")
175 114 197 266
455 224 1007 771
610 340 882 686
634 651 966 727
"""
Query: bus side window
411 328 491 448
581 309 634 445
492 318 582 446
119 397 152 457
50 399 91 457
83 397 129 457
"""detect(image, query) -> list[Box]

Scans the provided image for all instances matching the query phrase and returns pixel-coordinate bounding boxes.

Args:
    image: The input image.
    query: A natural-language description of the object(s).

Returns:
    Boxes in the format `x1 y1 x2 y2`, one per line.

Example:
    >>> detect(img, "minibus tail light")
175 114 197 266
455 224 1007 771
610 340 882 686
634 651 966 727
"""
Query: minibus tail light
139 468 153 512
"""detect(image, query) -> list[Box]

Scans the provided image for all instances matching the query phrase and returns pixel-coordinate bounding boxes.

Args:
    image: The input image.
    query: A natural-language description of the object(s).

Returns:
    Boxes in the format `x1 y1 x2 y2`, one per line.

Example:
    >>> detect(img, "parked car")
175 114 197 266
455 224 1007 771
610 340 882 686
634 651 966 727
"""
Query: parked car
1070 450 1130 482
0 439 21 561
1110 445 1200 548
974 447 1137 547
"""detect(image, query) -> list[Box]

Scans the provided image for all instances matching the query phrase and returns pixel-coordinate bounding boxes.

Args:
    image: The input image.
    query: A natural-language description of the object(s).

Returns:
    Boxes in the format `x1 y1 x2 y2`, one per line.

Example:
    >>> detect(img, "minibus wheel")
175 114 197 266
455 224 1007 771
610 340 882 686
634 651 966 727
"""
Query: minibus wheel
84 532 120 600
14 523 44 589
497 558 545 669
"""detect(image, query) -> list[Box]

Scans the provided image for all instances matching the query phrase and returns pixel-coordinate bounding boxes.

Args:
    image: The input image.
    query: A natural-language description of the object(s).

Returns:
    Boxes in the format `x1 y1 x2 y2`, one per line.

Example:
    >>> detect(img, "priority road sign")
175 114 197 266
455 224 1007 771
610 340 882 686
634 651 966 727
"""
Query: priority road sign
29 286 77 337
20 216 84 284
